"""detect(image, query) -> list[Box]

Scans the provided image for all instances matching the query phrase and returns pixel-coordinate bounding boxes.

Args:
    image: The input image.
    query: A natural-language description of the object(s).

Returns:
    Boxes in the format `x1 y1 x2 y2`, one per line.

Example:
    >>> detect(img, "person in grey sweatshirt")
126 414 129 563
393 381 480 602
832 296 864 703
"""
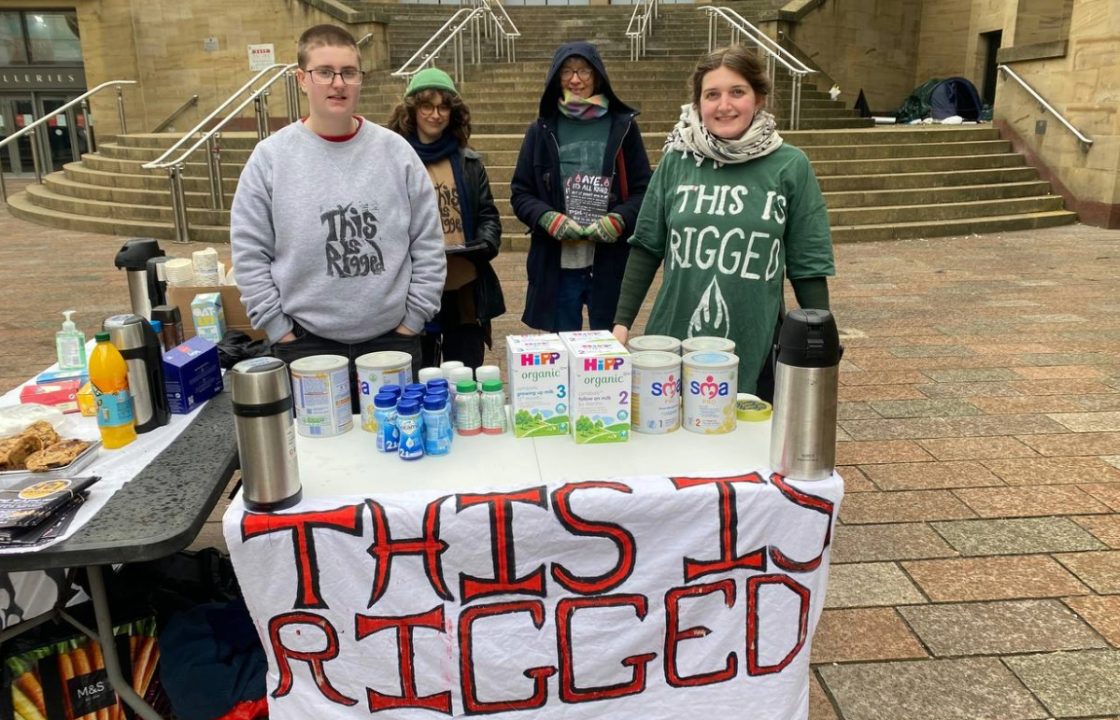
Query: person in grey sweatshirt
231 25 446 403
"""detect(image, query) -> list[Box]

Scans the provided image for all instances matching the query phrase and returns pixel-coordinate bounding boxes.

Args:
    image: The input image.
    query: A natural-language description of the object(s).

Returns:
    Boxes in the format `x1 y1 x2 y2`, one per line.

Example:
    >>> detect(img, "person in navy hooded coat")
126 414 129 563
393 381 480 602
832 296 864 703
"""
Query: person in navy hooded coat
510 41 652 332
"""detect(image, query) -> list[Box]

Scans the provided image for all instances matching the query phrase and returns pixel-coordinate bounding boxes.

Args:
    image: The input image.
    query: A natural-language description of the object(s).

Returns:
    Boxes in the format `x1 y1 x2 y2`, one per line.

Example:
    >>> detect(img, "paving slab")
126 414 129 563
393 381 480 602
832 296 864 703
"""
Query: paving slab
824 562 927 609
931 517 1107 556
902 555 1090 602
952 485 1112 518
916 436 1040 461
818 657 1047 720
1063 595 1120 647
831 522 958 563
835 465 878 492
1081 483 1120 511
898 599 1108 656
812 607 927 664
1018 432 1120 457
1053 551 1120 594
835 439 935 465
1004 650 1120 718
1074 514 1120 548
981 456 1120 485
839 489 976 524
860 461 1003 490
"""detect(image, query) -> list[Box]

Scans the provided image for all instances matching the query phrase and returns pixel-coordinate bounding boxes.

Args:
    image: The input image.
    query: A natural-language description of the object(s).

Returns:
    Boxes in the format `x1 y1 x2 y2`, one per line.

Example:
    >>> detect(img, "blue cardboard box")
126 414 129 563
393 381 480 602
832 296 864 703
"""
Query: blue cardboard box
162 336 223 414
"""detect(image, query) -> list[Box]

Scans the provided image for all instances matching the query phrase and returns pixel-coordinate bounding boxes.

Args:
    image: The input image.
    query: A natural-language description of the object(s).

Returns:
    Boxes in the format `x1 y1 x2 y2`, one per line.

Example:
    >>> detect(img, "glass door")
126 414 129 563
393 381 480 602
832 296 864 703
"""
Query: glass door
0 94 35 175
39 94 86 171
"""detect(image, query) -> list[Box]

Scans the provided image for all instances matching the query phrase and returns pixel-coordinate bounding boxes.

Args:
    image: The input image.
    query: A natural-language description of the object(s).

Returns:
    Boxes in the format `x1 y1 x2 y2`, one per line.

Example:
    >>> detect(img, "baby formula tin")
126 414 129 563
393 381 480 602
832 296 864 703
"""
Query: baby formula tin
627 335 682 355
681 336 736 354
355 351 413 432
682 350 739 434
290 354 353 437
631 350 682 434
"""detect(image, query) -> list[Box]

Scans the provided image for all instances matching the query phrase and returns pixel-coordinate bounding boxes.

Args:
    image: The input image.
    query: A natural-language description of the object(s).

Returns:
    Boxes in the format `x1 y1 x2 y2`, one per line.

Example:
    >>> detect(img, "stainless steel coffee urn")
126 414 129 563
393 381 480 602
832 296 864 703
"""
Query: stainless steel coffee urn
104 314 171 434
769 309 843 481
113 238 167 320
230 357 302 511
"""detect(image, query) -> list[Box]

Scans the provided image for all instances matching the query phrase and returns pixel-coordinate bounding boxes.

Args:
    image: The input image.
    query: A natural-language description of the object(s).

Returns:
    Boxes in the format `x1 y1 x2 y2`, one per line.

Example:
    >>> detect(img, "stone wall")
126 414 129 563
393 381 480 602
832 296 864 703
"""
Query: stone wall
778 0 923 112
994 0 1120 226
0 0 389 137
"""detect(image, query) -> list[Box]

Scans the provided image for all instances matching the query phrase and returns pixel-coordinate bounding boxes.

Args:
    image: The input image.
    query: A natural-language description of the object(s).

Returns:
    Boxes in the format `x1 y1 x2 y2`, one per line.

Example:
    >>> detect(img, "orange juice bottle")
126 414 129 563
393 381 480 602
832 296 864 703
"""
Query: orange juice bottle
89 332 137 449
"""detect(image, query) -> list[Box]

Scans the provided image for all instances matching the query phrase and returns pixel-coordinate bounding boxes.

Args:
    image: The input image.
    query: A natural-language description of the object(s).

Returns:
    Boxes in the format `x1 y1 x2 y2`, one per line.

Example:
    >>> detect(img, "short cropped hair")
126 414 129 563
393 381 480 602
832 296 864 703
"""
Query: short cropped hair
386 89 472 147
297 24 360 68
689 46 771 107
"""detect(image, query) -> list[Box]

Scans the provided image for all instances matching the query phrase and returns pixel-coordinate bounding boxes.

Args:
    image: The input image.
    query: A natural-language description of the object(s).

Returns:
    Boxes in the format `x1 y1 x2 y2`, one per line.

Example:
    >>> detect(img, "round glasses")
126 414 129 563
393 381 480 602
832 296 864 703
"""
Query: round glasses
560 67 593 81
305 68 364 85
418 102 450 116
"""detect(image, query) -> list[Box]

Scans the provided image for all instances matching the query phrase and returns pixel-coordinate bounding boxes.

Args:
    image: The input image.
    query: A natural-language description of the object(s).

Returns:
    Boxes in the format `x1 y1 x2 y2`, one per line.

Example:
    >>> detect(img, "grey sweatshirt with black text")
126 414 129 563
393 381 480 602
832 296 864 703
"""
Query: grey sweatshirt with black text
231 119 446 343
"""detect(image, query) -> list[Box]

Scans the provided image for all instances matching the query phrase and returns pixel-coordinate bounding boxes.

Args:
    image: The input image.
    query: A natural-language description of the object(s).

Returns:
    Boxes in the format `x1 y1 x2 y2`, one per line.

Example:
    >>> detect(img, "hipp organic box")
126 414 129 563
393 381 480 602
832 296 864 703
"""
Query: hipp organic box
560 331 631 444
506 334 569 438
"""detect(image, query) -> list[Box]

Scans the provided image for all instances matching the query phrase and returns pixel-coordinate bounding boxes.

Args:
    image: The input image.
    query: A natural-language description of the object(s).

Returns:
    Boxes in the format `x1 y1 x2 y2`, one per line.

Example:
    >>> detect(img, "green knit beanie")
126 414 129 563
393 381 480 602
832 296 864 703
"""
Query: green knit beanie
405 68 457 98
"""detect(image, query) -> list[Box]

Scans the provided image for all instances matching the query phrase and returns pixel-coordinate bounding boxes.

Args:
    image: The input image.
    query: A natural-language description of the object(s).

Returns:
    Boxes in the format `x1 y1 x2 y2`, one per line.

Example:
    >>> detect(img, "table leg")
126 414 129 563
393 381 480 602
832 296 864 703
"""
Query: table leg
86 565 166 720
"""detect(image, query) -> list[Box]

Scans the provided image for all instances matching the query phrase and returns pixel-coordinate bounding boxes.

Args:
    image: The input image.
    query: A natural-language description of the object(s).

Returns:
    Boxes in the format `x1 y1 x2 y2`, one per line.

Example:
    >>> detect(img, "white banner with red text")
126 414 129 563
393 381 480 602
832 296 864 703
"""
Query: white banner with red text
224 468 843 720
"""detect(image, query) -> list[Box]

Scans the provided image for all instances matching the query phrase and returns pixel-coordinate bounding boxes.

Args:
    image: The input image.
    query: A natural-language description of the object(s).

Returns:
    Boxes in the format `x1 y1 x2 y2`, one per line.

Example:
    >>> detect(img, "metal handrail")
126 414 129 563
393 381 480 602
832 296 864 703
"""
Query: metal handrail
145 63 298 243
0 79 135 202
478 0 520 62
626 0 659 61
152 94 200 133
702 6 814 130
998 64 1092 151
392 7 488 84
705 7 811 74
145 63 285 169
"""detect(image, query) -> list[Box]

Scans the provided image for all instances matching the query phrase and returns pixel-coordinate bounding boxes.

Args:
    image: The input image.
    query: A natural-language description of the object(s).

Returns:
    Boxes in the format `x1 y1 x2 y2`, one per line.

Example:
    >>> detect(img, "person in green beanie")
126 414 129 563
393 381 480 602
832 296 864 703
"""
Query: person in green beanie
388 67 505 368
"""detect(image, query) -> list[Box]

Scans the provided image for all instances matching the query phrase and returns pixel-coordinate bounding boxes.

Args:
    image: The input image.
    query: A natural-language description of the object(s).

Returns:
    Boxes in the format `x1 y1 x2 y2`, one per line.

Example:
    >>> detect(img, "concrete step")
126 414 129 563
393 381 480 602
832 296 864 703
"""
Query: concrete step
8 188 230 243
831 210 1078 242
816 167 1039 192
828 195 1065 226
64 163 239 194
24 181 229 226
43 173 229 210
823 181 1052 208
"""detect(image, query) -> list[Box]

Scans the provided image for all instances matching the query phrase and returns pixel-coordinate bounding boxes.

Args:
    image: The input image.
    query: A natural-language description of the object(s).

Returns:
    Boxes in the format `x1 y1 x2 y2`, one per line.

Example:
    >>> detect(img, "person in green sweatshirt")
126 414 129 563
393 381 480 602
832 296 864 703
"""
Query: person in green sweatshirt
612 46 835 398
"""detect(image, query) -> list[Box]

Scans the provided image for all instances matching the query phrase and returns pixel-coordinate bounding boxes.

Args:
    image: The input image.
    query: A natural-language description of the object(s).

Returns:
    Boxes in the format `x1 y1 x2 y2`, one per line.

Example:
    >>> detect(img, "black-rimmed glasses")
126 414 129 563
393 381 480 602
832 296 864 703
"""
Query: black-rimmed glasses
305 67 364 85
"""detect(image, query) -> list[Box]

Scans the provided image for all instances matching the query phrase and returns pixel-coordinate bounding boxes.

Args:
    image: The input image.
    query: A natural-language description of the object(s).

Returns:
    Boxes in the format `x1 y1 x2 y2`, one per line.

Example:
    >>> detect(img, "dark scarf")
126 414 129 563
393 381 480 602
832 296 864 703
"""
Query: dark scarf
407 132 474 245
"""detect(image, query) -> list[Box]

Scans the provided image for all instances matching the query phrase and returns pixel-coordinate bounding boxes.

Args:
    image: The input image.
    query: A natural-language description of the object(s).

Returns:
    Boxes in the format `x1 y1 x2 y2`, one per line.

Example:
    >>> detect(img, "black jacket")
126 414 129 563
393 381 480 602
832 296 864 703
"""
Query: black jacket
459 147 506 323
510 41 652 331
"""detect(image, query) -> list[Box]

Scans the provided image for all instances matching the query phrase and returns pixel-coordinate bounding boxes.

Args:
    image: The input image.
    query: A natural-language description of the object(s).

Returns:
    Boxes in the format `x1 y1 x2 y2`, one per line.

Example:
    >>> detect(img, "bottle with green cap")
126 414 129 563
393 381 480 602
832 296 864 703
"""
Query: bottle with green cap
480 379 507 434
454 380 481 436
88 332 137 449
55 310 87 372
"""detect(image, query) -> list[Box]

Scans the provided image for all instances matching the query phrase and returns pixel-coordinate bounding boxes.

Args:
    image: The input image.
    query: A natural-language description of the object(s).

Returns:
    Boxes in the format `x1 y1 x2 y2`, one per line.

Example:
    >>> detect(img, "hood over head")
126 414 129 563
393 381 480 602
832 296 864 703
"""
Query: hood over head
538 41 635 117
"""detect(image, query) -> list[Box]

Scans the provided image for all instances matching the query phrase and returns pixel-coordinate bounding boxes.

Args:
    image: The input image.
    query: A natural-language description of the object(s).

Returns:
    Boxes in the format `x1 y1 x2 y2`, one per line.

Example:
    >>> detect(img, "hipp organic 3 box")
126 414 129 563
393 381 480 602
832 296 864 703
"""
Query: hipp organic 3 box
560 331 631 444
506 334 569 438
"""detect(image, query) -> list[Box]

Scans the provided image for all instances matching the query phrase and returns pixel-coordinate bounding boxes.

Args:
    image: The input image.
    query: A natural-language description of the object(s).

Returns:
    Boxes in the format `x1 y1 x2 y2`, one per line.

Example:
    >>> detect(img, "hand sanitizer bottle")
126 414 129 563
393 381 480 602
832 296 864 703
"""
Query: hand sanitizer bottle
55 310 87 372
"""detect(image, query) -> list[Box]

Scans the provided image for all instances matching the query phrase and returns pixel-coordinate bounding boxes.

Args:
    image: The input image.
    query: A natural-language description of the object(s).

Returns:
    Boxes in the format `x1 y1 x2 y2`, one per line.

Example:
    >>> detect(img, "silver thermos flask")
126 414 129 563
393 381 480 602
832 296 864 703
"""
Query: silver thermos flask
231 357 302 511
104 314 170 433
769 309 843 481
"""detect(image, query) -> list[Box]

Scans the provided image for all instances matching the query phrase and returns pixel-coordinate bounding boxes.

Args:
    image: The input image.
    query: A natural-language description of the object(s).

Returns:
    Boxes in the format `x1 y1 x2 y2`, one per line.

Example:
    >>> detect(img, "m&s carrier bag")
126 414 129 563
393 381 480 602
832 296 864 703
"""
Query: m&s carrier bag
2 616 168 720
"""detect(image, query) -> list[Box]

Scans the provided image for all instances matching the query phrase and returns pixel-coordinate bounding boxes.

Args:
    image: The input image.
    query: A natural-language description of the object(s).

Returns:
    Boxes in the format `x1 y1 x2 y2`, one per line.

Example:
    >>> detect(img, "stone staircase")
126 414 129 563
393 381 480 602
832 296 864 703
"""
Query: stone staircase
5 3 1076 244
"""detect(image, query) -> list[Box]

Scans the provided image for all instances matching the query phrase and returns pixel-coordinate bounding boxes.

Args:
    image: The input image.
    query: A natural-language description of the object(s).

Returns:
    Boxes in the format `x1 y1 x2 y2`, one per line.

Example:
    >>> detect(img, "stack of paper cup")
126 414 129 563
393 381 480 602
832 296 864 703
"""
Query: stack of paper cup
163 258 195 287
192 247 220 286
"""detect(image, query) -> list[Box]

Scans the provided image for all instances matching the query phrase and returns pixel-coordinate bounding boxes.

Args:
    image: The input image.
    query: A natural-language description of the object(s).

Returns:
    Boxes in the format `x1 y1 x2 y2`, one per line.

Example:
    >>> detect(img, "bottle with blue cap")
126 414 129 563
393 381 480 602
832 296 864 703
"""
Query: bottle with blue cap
397 398 425 460
422 395 451 455
374 392 400 453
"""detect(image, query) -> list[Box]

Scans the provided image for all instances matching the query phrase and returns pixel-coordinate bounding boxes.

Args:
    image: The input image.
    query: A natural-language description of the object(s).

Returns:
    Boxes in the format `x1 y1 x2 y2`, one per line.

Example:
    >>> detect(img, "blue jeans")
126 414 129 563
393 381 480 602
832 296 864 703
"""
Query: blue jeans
556 267 613 332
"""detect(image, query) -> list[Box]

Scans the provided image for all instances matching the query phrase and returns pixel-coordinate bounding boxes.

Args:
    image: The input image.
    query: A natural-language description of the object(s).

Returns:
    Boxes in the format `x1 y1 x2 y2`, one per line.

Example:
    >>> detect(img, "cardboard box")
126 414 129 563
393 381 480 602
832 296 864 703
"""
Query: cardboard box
164 284 264 341
162 336 224 414
506 334 569 438
560 331 631 444
20 381 81 414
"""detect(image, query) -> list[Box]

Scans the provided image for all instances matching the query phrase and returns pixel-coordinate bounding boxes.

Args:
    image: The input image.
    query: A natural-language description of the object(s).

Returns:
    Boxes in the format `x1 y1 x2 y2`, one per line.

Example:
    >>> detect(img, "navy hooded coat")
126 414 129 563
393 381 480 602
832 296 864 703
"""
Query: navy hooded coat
510 41 653 332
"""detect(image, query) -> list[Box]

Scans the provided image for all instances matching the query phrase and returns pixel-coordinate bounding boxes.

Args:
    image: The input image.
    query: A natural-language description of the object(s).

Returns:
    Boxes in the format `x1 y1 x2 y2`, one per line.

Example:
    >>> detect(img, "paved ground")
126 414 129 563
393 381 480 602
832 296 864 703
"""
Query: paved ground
3 178 1120 719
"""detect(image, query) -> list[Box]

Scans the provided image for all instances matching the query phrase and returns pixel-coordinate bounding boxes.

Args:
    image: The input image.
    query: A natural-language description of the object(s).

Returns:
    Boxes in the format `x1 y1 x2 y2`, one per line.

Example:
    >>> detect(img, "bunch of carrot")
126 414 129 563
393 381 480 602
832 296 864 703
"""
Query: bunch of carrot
9 634 159 720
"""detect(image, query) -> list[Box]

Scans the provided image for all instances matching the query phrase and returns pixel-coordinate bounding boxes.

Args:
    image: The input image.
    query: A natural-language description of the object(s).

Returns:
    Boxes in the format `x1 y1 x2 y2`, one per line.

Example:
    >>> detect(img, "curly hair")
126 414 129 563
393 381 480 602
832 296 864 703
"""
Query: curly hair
386 89 472 147
689 46 772 108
